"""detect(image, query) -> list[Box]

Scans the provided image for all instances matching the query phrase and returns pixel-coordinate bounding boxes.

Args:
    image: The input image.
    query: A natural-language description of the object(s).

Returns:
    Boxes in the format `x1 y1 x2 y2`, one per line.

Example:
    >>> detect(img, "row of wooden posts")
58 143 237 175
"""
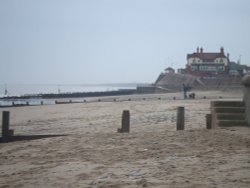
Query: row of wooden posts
118 107 212 133
1 107 212 142
5 95 214 107
10 101 43 107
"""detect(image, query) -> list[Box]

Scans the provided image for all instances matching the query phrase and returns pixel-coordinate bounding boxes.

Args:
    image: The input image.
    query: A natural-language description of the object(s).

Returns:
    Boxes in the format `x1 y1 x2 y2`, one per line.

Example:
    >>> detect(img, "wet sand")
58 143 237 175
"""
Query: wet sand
0 90 250 188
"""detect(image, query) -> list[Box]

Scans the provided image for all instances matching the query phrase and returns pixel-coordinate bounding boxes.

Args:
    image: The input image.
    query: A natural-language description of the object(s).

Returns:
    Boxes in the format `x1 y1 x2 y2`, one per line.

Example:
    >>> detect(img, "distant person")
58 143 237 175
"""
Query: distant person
183 83 192 99
183 83 188 99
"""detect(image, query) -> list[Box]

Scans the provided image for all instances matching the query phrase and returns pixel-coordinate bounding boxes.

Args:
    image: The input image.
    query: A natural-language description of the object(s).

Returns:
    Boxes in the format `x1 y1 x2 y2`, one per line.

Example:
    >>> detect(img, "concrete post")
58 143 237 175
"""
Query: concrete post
242 75 250 126
118 110 130 133
176 107 185 130
210 101 217 129
2 111 10 142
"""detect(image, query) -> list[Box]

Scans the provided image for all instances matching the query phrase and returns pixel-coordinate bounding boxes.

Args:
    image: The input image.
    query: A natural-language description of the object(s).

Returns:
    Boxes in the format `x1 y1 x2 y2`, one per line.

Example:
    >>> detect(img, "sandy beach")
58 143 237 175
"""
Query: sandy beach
0 90 250 188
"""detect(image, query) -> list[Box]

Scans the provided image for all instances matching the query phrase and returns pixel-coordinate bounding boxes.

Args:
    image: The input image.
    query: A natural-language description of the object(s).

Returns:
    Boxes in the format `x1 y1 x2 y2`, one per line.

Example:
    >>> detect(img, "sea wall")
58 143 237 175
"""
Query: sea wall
242 75 250 126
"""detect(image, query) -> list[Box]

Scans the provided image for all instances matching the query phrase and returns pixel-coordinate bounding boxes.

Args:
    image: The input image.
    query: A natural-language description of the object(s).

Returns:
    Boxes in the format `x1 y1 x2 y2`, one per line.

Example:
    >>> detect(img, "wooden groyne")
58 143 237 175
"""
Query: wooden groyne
0 89 136 100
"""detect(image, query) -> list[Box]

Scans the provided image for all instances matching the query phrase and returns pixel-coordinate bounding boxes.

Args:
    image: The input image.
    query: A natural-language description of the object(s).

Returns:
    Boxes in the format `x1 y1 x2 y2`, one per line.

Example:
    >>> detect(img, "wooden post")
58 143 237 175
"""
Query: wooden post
118 110 130 133
176 107 185 130
2 111 10 142
206 114 212 129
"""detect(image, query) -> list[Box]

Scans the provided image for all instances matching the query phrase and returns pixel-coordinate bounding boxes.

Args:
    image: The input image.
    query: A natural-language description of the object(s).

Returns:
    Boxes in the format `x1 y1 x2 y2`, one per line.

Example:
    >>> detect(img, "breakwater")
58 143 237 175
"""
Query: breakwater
0 89 137 107
41 89 136 98
0 89 136 100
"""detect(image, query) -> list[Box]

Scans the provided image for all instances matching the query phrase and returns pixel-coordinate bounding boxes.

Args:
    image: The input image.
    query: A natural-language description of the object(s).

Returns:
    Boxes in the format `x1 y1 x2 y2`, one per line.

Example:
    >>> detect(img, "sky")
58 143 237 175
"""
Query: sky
1 0 250 85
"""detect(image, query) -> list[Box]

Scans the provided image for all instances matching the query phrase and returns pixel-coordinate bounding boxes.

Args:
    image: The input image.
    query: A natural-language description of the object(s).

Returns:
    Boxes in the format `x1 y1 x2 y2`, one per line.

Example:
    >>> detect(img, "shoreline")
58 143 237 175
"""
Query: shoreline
0 89 243 107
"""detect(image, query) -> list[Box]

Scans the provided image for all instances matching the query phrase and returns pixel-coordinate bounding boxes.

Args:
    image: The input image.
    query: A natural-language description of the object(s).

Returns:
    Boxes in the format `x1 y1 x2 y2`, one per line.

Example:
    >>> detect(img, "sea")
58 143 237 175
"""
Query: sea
0 83 138 106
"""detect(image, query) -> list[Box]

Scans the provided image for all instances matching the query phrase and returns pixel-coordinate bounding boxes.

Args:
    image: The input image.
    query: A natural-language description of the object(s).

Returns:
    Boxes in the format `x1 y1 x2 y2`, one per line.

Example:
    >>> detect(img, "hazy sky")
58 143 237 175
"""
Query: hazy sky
1 0 250 85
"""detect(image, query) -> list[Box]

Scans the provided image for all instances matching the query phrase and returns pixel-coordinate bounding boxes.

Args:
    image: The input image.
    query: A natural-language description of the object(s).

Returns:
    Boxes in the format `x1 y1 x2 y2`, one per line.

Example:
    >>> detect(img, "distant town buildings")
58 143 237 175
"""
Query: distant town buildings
186 47 230 77
154 47 250 92
139 46 250 93
177 47 249 78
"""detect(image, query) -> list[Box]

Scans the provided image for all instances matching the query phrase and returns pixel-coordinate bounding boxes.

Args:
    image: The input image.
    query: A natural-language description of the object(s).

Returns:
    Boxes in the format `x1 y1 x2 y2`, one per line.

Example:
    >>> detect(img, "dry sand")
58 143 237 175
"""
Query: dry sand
0 90 250 188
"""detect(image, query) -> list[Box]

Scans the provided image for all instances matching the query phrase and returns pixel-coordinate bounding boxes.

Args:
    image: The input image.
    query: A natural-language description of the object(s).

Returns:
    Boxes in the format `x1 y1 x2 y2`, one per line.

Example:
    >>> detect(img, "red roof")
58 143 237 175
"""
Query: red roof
187 48 228 61
187 52 227 61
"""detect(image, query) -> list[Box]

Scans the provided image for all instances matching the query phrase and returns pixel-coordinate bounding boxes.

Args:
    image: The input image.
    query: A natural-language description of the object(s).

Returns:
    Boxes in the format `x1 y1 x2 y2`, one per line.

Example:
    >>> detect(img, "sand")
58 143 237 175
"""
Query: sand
0 90 250 188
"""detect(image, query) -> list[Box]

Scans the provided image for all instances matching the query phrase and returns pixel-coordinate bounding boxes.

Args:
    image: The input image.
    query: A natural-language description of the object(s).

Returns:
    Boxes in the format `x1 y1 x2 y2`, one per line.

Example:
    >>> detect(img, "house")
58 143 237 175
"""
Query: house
186 47 229 77
164 67 175 74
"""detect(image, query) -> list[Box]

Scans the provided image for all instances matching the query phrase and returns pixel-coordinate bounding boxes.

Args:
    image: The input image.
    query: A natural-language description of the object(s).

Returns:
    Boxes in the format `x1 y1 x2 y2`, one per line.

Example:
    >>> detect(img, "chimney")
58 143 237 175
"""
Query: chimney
197 47 199 53
227 53 230 59
200 47 203 53
220 47 224 54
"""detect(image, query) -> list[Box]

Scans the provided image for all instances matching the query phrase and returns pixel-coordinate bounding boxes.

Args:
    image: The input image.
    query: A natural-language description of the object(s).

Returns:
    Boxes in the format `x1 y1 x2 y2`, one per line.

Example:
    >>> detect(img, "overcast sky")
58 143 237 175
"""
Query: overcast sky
1 0 250 85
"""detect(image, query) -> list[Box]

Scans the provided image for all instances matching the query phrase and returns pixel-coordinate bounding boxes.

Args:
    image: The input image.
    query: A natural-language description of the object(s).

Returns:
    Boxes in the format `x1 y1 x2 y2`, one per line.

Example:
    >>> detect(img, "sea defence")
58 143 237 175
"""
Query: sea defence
242 75 250 126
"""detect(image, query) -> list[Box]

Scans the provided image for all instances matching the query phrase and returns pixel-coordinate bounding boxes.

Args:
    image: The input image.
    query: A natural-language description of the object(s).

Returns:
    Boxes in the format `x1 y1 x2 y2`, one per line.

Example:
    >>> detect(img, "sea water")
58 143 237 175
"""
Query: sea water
0 84 137 96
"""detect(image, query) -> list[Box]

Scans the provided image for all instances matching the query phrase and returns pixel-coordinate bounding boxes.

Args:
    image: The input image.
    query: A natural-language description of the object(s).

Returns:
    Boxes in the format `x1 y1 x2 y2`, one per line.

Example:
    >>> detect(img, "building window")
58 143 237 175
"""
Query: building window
200 66 219 71
218 66 225 71
200 65 214 71
191 65 198 71
200 66 206 71
220 58 223 63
